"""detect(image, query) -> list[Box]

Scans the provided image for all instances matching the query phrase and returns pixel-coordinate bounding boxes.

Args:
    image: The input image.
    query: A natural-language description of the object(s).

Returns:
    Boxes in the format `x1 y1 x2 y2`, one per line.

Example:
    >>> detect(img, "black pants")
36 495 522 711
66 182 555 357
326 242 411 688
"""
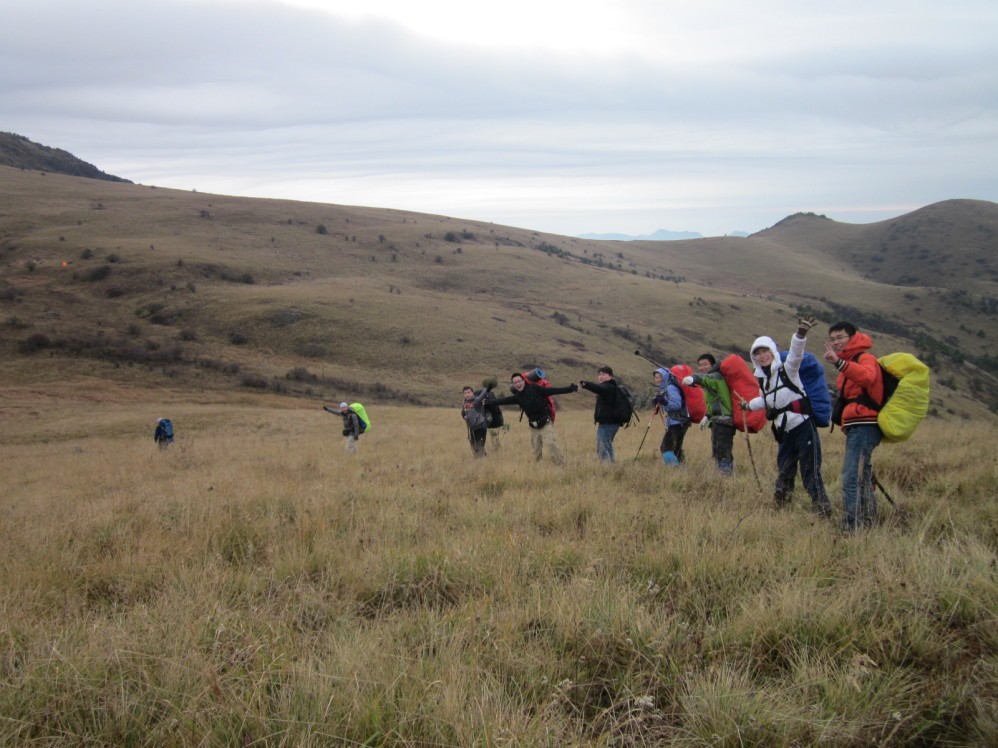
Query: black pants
469 427 487 457
660 423 690 463
711 422 736 470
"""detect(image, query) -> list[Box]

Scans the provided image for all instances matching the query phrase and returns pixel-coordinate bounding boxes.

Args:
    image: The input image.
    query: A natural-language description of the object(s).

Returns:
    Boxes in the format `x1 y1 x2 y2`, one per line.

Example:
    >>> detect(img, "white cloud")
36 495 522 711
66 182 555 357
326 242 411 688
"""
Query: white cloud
1 0 996 235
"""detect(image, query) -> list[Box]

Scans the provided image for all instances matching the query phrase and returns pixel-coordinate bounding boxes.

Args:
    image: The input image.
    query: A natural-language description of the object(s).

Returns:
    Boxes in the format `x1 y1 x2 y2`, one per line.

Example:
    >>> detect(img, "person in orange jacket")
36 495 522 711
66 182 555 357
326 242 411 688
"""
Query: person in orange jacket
824 321 885 531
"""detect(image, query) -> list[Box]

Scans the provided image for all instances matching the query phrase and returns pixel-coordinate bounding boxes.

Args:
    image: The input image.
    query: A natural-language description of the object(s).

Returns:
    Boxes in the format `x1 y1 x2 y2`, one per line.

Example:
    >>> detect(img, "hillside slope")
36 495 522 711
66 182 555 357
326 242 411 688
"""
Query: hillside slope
0 165 995 418
0 132 130 183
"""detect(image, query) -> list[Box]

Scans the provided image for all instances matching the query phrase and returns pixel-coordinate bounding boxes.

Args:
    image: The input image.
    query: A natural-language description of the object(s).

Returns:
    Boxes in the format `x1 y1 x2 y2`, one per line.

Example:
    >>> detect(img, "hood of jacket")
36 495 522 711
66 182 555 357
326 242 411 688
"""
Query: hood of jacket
654 367 672 389
840 331 874 361
749 335 783 377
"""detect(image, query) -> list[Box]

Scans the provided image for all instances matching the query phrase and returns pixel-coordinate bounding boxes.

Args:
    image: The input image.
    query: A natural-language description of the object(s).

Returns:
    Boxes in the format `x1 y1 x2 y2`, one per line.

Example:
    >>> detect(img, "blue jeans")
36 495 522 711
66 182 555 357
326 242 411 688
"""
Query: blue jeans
596 424 620 463
774 419 830 511
841 424 882 528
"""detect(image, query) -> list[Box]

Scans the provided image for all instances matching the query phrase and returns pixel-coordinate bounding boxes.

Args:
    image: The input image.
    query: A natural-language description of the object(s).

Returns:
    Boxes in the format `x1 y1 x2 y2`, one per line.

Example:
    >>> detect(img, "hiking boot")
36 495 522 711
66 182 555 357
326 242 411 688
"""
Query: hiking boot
812 503 833 519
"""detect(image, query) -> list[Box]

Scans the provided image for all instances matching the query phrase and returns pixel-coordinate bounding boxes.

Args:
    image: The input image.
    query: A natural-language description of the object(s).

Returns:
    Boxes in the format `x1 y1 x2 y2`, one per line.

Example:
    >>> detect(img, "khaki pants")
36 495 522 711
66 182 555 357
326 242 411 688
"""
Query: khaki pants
345 435 358 454
530 422 564 465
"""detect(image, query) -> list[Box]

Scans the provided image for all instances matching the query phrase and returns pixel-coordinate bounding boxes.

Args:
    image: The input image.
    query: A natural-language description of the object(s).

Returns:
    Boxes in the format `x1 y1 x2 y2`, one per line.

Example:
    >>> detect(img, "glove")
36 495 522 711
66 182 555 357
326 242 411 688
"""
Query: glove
797 314 818 336
569 382 579 392
682 376 694 386
699 415 709 430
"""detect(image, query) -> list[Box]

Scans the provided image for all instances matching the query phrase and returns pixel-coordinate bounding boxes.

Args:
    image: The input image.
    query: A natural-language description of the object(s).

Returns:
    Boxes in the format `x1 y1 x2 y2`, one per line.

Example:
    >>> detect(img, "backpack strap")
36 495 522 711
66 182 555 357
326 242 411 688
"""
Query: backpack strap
840 352 883 412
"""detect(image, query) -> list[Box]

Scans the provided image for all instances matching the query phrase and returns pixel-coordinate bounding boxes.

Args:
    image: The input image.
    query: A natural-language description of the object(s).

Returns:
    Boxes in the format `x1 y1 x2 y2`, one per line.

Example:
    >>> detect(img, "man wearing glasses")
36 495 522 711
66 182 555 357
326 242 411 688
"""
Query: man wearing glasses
823 322 885 531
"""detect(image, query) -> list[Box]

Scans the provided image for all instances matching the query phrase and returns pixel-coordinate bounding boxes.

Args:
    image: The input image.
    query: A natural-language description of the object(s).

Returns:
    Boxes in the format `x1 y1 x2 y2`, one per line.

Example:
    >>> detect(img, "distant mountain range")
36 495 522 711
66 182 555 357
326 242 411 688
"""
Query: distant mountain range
577 229 750 241
0 132 130 183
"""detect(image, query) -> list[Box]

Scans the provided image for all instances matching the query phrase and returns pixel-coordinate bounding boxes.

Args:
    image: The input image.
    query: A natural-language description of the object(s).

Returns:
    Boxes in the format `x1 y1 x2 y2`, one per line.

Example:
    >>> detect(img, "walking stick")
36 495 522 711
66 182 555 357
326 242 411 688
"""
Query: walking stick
871 467 897 507
633 419 653 461
741 405 763 491
634 349 667 369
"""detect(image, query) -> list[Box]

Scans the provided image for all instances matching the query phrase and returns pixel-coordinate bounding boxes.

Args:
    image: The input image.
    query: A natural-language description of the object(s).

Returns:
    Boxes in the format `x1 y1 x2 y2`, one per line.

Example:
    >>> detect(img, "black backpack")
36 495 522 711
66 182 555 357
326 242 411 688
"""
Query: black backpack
611 383 639 427
482 390 505 429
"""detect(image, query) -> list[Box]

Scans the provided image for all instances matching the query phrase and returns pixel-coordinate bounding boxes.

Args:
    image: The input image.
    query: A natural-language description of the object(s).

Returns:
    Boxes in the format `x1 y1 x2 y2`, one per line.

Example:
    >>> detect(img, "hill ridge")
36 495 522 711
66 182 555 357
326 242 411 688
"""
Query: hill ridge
0 164 994 418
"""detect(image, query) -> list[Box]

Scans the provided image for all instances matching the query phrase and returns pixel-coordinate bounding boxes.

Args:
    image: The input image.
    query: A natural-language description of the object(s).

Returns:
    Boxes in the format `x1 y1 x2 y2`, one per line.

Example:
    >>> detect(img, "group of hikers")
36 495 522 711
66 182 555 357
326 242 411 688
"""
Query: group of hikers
450 316 925 533
153 315 922 534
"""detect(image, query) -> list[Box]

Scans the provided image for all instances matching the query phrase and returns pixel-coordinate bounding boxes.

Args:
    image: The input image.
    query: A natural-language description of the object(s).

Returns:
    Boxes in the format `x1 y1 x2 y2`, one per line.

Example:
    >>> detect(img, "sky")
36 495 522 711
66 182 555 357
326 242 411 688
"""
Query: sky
2 0 997 237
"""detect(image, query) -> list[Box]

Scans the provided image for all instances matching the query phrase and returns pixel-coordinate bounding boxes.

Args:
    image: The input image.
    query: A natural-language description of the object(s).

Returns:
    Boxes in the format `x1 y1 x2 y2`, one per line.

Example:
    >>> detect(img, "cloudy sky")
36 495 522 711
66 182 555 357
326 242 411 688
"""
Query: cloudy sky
3 0 996 236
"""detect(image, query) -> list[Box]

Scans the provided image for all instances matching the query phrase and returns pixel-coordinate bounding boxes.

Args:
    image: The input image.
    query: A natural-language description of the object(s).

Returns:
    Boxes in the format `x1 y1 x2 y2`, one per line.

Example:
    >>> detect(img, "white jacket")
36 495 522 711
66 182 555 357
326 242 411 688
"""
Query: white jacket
747 332 811 434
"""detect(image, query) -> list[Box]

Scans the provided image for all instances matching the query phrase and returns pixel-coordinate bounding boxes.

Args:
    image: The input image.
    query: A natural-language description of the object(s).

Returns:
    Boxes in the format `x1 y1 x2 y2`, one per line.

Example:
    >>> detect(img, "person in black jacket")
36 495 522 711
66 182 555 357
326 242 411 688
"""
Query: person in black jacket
579 366 625 463
324 402 362 454
488 372 578 464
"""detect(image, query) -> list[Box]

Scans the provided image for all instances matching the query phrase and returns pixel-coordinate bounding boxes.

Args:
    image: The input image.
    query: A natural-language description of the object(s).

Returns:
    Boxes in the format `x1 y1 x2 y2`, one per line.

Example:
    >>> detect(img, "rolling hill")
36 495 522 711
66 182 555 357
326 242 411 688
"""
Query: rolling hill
1 161 995 419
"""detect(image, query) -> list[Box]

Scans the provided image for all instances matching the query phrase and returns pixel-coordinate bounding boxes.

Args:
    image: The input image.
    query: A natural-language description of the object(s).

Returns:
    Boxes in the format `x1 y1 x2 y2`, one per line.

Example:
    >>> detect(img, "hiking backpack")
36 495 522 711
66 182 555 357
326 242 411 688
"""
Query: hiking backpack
718 354 766 433
349 403 371 434
833 352 930 443
482 390 505 429
611 382 639 427
523 368 557 423
160 418 174 440
774 350 833 427
670 364 707 422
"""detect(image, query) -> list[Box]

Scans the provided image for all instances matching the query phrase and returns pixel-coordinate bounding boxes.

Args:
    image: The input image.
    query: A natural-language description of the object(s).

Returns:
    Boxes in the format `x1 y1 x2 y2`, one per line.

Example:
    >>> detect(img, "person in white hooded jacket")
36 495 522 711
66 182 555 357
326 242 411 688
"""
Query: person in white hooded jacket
738 316 832 516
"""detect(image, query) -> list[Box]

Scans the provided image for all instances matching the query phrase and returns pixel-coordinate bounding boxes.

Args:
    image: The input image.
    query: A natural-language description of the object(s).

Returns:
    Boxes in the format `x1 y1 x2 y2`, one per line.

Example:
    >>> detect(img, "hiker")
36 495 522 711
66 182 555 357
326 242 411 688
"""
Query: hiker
488 372 578 465
334 401 362 454
461 384 494 458
579 366 629 464
823 321 885 530
683 353 735 474
652 367 690 465
740 316 832 516
153 417 174 448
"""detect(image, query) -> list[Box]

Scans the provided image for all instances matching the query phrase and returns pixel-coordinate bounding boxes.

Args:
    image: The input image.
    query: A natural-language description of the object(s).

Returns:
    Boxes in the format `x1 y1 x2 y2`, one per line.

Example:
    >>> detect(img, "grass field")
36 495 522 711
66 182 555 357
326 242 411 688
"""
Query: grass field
1 395 994 746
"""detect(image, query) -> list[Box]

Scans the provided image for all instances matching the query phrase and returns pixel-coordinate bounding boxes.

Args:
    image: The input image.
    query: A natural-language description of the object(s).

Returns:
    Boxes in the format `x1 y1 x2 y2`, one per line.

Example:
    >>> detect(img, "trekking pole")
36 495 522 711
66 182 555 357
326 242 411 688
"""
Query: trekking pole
634 349 667 369
741 407 763 491
871 467 898 508
633 420 653 461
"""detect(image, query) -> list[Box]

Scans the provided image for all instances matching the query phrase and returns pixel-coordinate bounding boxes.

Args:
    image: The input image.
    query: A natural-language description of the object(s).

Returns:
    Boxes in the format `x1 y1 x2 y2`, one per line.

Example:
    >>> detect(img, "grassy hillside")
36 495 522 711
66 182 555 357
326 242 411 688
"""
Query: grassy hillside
1 165 996 418
1 403 995 745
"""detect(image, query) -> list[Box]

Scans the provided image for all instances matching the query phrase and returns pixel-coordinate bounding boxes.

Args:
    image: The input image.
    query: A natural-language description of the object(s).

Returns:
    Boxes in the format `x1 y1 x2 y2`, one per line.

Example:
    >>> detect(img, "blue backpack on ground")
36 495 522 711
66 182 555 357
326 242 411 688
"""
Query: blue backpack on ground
779 351 832 427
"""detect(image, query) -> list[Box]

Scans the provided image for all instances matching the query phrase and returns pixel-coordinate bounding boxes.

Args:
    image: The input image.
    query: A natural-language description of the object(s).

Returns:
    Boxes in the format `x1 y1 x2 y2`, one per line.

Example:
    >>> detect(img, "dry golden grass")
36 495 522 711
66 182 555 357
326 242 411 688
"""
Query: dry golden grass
1 395 995 746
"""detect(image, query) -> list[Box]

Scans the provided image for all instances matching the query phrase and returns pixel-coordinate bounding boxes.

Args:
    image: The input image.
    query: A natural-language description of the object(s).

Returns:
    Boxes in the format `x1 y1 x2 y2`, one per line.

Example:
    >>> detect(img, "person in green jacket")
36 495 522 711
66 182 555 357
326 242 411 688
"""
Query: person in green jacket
683 353 735 475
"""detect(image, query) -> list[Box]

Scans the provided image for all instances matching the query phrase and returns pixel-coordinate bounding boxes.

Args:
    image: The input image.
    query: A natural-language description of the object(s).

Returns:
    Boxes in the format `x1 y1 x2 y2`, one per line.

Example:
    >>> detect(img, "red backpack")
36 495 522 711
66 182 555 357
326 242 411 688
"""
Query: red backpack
524 368 557 423
719 354 766 433
670 364 707 422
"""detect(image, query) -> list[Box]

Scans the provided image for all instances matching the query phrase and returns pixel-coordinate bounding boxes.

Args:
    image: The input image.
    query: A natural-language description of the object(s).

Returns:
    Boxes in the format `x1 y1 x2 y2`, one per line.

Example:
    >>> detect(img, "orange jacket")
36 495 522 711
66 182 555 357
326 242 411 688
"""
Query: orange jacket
834 332 883 426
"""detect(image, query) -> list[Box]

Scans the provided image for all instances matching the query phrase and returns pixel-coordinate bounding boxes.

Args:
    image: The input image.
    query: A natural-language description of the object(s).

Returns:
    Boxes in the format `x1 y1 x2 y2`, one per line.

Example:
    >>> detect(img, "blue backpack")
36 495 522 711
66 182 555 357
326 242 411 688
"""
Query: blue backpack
778 351 832 427
160 418 174 440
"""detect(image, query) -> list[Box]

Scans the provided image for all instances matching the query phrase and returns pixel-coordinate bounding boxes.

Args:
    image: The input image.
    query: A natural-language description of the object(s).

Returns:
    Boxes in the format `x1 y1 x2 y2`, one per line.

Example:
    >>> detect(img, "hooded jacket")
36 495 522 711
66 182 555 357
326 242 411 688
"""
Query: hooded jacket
690 363 734 423
747 332 811 434
654 367 688 426
461 388 491 432
834 332 883 427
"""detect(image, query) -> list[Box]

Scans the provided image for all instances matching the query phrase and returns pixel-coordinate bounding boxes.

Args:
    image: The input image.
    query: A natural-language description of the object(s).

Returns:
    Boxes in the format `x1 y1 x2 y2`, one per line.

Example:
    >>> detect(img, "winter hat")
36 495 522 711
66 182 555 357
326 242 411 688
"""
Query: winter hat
339 401 349 409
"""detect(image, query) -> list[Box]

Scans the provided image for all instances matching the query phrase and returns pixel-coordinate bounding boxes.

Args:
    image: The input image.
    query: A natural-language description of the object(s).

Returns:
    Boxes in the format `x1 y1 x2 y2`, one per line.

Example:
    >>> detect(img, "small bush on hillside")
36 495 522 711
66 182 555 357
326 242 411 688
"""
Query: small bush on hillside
297 344 326 359
316 224 328 235
229 332 248 345
82 265 111 282
18 333 51 353
80 248 94 260
239 373 268 389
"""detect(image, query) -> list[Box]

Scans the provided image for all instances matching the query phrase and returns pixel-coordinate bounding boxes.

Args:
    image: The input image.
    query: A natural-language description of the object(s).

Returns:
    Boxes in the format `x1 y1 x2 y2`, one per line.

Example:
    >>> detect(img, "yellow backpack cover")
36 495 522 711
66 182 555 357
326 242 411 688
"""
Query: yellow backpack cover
877 353 930 443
